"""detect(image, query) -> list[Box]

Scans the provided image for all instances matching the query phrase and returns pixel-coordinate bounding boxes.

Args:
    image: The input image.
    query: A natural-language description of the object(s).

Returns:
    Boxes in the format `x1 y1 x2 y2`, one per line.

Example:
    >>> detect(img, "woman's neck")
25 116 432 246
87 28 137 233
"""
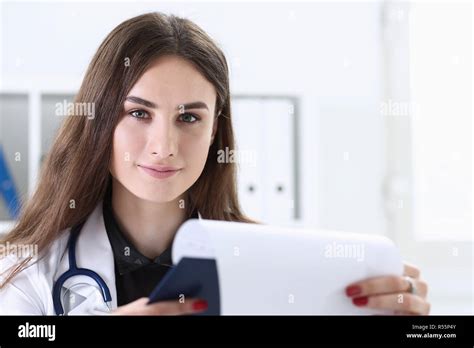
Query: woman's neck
110 178 187 259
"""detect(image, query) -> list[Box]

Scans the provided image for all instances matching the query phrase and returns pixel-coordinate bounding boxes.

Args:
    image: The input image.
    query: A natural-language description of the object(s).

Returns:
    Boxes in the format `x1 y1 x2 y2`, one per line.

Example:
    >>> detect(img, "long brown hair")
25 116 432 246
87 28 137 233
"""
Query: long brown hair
1 12 253 286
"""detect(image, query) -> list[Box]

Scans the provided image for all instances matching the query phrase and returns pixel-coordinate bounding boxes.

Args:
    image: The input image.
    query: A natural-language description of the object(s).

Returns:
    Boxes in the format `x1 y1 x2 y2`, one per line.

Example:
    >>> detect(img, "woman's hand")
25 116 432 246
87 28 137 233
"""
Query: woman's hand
112 297 208 315
345 263 430 315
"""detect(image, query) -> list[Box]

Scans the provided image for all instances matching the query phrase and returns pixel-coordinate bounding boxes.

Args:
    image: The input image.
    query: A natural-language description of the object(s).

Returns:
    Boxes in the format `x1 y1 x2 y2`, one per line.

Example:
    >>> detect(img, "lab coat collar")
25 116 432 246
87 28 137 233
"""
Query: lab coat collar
77 201 118 308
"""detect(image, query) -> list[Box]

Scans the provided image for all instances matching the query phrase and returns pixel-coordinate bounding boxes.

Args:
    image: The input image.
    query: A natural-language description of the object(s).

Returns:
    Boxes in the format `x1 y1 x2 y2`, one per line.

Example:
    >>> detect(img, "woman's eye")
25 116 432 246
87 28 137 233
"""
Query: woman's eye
179 113 199 123
129 110 149 119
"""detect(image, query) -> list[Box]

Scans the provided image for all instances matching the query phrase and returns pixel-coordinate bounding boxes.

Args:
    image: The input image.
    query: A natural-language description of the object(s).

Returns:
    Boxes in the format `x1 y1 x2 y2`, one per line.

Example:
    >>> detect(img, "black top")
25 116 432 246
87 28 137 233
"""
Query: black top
102 188 197 306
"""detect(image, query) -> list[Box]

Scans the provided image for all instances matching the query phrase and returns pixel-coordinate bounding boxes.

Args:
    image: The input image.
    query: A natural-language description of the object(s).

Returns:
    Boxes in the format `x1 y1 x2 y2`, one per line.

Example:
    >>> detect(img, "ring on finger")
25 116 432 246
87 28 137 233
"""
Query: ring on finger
404 276 418 295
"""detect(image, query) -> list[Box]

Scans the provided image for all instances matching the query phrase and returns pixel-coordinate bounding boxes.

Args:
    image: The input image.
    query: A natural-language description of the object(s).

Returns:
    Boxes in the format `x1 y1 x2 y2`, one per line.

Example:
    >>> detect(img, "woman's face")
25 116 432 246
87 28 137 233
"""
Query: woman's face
110 55 218 204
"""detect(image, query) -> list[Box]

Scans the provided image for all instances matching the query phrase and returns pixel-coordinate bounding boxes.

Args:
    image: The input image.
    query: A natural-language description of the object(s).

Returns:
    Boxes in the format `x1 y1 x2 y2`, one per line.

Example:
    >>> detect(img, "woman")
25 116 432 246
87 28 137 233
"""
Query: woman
0 12 429 315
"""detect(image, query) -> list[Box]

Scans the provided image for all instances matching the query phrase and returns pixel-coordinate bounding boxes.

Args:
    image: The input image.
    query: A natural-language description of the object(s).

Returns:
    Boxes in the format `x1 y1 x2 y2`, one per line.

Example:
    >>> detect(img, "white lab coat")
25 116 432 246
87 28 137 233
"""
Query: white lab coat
0 201 190 315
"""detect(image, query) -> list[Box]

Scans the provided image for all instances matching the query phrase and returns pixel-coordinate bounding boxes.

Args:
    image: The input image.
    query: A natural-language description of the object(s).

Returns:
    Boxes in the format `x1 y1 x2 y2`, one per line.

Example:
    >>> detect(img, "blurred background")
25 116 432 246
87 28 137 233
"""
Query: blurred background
0 0 472 314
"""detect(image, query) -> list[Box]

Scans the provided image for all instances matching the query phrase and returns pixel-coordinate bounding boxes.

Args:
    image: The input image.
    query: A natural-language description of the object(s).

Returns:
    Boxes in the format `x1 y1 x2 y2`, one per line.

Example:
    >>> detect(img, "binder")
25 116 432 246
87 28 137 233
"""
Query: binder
0 144 20 218
148 257 220 315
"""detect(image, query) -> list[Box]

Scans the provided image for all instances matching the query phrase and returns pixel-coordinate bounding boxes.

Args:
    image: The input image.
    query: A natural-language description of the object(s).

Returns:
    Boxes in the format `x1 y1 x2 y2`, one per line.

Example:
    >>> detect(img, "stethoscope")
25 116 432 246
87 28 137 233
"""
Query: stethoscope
52 222 112 315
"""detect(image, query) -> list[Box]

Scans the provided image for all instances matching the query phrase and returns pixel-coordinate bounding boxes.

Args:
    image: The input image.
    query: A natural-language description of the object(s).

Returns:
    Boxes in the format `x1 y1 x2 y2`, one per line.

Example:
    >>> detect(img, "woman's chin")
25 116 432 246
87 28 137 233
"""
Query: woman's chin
134 189 184 205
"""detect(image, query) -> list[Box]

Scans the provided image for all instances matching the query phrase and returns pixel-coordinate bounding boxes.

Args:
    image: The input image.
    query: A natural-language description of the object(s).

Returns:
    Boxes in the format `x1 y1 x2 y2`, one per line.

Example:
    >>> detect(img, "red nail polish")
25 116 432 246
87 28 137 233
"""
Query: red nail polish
353 296 368 306
192 300 208 311
345 285 362 297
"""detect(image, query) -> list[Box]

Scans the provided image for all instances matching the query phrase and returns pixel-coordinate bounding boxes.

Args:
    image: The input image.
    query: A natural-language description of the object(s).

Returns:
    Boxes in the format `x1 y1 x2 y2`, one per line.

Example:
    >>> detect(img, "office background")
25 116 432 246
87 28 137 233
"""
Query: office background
0 0 472 314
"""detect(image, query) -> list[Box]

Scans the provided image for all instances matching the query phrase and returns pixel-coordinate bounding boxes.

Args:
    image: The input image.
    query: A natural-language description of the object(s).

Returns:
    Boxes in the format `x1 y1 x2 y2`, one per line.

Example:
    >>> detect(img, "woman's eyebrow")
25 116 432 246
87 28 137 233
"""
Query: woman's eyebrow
179 101 209 111
125 96 209 112
125 96 157 108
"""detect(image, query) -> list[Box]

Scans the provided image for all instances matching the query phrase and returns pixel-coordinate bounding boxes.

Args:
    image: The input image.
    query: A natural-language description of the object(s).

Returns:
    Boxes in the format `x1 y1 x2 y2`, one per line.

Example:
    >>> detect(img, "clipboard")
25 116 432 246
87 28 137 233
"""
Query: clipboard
147 257 220 315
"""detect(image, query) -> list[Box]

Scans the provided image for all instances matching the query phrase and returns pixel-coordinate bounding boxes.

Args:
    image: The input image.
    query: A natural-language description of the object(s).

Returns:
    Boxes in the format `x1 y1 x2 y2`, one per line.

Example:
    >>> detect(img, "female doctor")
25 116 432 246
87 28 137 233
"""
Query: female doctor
0 12 430 315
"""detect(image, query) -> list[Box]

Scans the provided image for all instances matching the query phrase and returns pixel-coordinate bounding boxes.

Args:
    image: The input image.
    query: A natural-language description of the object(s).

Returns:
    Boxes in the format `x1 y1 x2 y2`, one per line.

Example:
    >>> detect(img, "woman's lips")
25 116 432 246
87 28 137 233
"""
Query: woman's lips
138 165 181 179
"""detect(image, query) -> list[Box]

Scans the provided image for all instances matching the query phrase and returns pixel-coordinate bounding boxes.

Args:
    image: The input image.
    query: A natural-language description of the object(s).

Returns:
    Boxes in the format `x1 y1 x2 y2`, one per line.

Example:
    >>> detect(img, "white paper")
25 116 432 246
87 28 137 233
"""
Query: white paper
172 219 403 315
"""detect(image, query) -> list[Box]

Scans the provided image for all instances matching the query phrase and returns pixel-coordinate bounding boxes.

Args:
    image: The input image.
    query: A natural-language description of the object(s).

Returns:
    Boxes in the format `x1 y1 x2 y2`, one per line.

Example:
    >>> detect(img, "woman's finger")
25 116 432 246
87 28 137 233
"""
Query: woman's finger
352 293 430 315
113 297 208 315
145 298 208 315
346 276 428 298
403 263 421 279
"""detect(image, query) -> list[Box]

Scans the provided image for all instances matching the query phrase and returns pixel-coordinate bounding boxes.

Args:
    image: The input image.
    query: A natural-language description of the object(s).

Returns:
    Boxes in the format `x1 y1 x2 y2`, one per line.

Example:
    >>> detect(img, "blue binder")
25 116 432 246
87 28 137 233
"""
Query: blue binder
148 257 220 315
0 144 20 219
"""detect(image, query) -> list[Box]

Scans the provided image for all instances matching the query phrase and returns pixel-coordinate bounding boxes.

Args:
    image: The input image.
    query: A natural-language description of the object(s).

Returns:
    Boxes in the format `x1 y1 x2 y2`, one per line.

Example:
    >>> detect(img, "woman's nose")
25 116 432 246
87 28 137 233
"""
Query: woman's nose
147 117 178 159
